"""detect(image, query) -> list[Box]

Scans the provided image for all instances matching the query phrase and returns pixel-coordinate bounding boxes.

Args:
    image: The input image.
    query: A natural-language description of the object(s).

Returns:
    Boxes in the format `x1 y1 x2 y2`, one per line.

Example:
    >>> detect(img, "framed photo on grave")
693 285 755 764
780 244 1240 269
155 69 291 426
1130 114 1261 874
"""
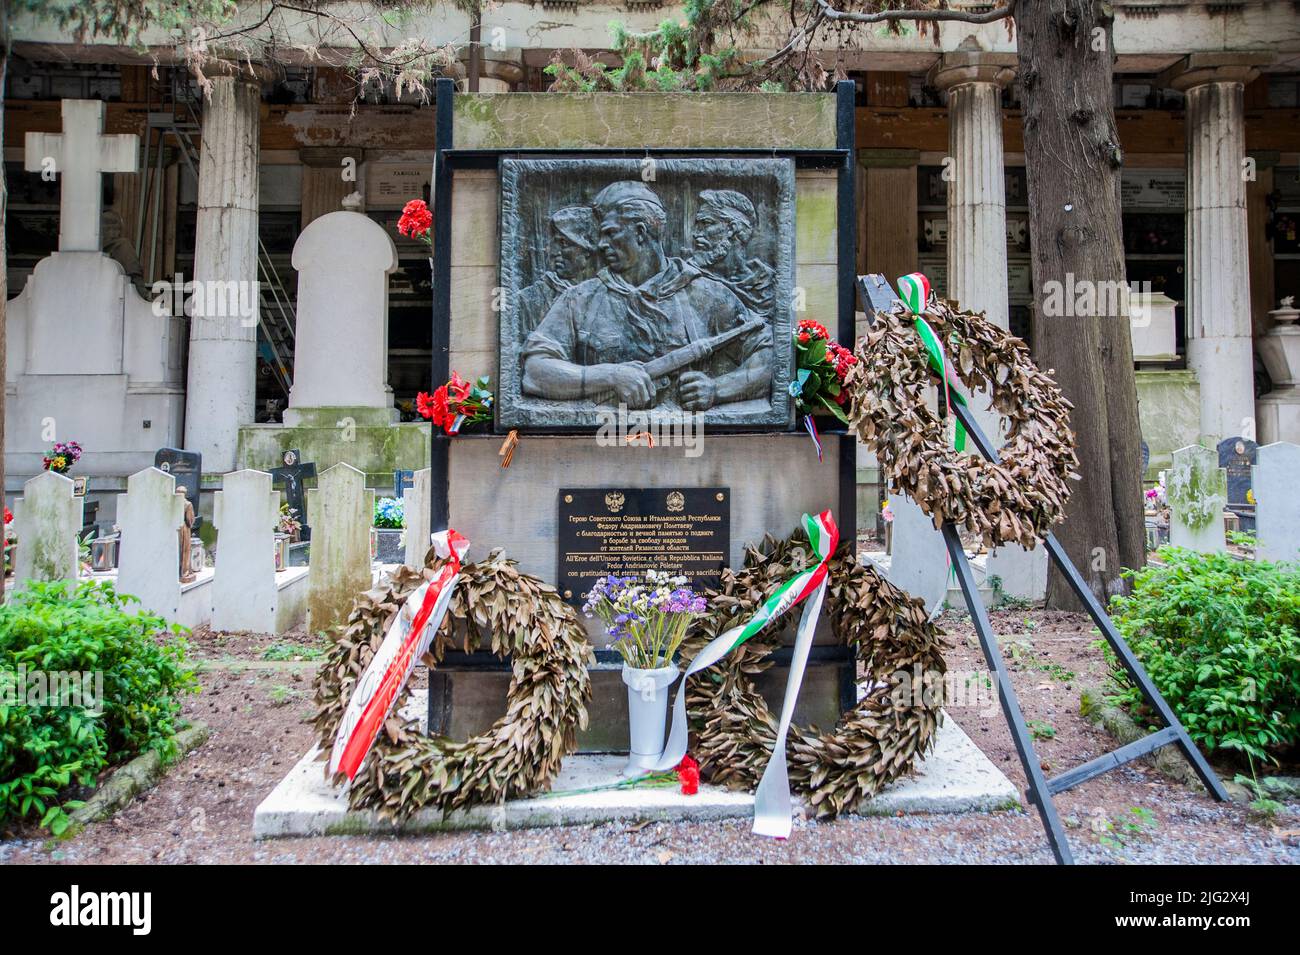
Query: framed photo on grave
495 157 797 431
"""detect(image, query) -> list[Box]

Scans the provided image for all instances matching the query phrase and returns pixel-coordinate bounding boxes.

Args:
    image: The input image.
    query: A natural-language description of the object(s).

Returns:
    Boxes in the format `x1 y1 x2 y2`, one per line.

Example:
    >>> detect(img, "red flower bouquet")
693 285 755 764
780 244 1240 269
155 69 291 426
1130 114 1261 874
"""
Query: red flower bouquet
791 320 856 423
416 373 494 435
397 199 433 246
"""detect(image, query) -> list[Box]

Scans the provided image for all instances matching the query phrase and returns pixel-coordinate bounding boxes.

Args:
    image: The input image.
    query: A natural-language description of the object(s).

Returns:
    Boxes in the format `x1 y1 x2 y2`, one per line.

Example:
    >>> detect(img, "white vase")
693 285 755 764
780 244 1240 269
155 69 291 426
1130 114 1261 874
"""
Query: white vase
621 662 679 776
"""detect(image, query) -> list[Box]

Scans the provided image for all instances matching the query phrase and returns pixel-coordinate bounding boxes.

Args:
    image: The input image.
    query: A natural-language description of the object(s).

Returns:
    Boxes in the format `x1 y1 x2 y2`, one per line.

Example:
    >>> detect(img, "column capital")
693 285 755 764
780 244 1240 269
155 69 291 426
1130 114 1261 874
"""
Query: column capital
926 52 1016 93
1157 53 1272 92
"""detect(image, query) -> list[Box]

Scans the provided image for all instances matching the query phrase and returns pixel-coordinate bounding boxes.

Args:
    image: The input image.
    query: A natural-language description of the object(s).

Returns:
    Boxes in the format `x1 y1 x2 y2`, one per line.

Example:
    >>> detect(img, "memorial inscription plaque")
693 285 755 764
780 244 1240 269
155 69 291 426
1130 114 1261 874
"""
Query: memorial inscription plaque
558 487 730 606
497 157 796 430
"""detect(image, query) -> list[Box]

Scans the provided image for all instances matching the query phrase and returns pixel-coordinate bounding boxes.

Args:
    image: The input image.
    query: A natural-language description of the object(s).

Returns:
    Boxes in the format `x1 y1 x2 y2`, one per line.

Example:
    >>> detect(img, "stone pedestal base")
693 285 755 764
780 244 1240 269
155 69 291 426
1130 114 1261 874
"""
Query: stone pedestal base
1256 390 1300 445
236 418 428 485
428 655 851 754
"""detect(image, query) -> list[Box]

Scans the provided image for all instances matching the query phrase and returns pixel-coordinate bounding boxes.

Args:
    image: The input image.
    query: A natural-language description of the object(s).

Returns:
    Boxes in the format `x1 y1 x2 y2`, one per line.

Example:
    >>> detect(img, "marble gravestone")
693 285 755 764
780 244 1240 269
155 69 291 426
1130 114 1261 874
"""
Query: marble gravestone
496 158 796 430
1216 436 1258 532
155 447 202 530
5 99 186 479
12 471 83 588
305 463 373 632
116 467 185 619
213 469 280 633
1167 445 1227 554
284 210 399 426
271 449 316 542
402 467 432 568
1252 441 1300 563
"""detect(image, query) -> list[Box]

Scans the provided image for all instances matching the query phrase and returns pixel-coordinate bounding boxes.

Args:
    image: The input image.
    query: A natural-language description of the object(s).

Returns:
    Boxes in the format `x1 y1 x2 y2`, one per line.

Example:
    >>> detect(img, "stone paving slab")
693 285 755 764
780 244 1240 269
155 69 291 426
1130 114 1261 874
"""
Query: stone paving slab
253 693 1019 838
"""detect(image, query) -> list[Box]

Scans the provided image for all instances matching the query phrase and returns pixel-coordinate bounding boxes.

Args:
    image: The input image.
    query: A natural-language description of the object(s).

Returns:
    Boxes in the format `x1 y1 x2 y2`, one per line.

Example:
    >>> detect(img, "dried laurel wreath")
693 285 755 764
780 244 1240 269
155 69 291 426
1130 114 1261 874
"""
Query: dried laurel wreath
847 300 1080 552
312 549 593 818
684 532 948 818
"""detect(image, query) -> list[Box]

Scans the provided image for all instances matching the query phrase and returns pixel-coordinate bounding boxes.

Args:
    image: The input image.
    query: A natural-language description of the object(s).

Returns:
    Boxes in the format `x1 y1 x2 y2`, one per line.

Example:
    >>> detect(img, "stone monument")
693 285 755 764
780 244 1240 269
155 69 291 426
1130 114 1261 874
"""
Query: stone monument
4 100 185 483
116 467 185 619
12 471 83 588
435 89 850 751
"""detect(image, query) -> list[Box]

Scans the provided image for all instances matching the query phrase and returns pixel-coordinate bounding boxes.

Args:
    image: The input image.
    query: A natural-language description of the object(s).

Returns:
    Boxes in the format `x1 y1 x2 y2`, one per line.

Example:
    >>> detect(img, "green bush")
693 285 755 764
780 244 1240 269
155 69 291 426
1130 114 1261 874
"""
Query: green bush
0 580 198 834
1106 547 1300 767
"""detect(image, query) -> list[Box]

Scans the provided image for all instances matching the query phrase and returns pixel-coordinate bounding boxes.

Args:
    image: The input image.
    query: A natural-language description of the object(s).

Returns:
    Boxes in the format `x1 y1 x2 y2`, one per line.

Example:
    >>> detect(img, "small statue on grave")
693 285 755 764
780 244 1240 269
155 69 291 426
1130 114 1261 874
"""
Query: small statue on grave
517 206 597 338
521 180 773 412
177 487 197 583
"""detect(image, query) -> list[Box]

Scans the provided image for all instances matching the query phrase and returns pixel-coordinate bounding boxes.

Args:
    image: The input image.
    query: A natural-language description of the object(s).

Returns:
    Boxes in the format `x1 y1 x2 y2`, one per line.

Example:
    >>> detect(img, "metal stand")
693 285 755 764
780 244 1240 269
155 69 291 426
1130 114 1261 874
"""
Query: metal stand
859 275 1229 864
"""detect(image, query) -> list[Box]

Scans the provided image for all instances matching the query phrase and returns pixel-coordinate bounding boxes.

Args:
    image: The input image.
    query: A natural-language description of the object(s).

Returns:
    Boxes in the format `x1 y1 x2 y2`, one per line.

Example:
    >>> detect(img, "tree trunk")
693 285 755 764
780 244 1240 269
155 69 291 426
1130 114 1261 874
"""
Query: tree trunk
1018 0 1146 607
1 20 8 605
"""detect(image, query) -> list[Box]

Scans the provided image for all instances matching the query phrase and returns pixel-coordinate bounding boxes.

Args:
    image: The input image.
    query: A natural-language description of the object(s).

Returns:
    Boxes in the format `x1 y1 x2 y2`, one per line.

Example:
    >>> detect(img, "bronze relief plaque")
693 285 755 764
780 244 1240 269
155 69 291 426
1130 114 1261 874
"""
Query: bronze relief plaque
497 157 796 429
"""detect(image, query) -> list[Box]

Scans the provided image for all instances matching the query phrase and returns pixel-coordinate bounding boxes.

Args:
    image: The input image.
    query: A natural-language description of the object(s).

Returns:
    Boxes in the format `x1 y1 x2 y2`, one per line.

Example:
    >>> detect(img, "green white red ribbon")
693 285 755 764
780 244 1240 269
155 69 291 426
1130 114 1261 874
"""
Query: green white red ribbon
897 273 967 453
651 510 839 838
328 529 470 781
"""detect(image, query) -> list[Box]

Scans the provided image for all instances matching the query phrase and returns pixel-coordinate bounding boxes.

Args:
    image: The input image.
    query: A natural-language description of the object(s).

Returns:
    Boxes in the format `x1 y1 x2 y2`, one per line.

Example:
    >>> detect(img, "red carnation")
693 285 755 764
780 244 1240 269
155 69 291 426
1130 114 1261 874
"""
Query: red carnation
415 386 449 427
397 199 433 240
676 754 700 796
3 507 12 525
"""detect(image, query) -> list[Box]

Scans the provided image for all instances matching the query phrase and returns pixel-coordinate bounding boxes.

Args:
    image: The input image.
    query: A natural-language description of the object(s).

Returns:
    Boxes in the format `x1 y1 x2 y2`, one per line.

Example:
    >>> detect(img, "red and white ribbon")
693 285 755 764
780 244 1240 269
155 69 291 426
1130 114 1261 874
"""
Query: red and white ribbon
328 529 470 781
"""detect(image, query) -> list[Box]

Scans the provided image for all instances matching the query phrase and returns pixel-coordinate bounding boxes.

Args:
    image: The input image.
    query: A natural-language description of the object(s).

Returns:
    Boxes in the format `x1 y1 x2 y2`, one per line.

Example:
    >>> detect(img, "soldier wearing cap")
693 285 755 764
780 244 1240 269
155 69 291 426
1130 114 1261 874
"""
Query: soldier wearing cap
521 180 773 411
689 189 776 322
517 206 598 337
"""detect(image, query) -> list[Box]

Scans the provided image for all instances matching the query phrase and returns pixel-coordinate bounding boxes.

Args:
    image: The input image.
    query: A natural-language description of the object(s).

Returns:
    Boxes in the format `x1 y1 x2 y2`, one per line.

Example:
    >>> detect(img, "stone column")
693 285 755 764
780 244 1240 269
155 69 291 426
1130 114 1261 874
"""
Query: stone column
927 53 1016 329
184 73 261 472
929 54 1045 601
1161 55 1270 448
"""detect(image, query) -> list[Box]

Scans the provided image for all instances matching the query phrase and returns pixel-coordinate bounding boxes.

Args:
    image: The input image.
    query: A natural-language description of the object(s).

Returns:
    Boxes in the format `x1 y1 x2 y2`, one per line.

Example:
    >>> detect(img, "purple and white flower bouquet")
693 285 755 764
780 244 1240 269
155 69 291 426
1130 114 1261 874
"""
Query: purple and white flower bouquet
582 569 708 670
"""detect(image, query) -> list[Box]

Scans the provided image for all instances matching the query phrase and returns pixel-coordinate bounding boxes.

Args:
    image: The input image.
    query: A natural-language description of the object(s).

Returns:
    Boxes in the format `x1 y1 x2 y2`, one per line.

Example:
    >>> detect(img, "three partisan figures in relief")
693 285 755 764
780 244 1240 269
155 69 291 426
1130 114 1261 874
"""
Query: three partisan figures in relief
499 159 796 428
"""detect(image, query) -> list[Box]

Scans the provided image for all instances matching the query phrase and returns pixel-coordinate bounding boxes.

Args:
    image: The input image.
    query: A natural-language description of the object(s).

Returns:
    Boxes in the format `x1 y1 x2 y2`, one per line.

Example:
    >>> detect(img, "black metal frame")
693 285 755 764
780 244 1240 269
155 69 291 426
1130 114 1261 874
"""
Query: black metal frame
425 79 862 734
859 274 1229 864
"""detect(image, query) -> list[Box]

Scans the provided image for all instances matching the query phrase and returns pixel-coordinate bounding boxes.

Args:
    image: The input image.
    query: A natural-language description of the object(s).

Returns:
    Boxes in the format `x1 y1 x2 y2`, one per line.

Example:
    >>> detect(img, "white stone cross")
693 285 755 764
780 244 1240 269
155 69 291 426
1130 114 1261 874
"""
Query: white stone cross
24 99 139 252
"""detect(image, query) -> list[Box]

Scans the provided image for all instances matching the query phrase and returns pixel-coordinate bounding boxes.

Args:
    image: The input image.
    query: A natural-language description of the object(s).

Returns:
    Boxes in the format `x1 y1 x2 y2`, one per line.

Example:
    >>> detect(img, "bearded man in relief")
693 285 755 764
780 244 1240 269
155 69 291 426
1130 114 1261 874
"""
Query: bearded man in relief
521 180 773 411
688 189 775 323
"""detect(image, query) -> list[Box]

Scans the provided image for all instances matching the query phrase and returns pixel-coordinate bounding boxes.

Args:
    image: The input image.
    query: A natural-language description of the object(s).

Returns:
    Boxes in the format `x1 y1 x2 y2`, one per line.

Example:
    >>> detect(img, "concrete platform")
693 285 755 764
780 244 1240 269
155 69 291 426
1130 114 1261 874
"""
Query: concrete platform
253 692 1019 838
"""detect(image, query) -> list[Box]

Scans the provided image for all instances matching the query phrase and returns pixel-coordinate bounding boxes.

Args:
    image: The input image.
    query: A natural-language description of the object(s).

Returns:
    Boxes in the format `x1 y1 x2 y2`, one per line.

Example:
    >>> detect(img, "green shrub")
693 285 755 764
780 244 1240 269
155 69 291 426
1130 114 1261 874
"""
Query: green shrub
0 580 198 834
1106 547 1300 767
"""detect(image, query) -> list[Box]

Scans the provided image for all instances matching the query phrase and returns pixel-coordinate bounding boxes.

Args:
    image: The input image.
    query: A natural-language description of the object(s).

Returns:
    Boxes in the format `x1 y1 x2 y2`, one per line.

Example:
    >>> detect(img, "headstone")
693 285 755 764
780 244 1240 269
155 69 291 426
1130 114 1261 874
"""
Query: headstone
1140 440 1150 478
213 470 280 632
985 542 1048 604
1167 445 1227 554
154 447 203 530
117 467 185 619
12 471 83 588
305 463 374 632
394 469 415 499
5 100 184 475
402 467 432 568
1252 441 1300 563
284 210 399 425
880 494 949 617
271 449 317 541
1216 436 1258 532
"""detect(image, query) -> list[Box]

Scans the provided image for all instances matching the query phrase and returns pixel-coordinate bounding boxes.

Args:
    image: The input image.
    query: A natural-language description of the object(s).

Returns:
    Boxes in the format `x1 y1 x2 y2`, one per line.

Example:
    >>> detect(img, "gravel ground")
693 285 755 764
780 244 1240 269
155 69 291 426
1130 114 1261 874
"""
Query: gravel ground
2 609 1298 865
